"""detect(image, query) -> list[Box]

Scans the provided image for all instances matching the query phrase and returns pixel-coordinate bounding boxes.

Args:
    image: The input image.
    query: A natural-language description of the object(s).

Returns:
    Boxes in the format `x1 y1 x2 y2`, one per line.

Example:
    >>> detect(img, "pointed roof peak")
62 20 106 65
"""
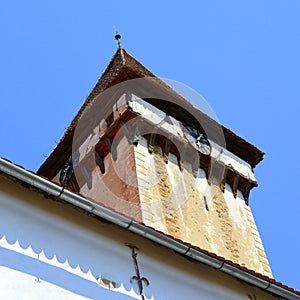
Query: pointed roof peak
38 46 264 177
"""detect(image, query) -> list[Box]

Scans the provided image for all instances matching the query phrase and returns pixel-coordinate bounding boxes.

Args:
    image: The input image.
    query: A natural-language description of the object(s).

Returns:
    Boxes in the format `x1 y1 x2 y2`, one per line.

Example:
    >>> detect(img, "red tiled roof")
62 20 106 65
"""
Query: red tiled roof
37 48 264 179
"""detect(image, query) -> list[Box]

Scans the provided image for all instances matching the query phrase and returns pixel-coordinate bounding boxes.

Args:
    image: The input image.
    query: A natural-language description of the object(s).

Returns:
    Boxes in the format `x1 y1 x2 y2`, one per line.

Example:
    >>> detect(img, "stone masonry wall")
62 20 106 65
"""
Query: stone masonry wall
134 137 273 277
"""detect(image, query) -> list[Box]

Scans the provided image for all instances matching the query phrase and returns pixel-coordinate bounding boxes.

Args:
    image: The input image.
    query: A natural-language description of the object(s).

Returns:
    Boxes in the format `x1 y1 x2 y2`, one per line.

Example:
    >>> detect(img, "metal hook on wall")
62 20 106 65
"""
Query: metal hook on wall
126 244 150 300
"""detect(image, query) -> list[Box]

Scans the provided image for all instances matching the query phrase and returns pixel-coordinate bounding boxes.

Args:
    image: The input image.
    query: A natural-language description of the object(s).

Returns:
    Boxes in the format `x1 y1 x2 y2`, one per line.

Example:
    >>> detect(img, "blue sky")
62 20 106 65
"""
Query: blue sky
1 0 300 291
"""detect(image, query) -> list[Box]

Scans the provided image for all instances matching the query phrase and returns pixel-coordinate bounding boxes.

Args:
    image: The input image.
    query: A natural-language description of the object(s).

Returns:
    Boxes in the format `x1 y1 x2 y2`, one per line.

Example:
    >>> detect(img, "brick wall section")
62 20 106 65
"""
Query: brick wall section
134 138 166 230
245 204 273 278
79 136 142 222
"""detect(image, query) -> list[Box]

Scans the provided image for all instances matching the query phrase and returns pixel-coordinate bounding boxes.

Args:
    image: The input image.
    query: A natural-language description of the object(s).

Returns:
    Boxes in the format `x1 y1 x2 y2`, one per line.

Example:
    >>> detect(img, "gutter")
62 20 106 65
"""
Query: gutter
0 158 299 299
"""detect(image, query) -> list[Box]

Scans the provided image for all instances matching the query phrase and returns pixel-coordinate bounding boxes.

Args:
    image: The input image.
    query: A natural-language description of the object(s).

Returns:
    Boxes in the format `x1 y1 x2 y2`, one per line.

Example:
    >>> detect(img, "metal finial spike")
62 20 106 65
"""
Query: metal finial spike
114 31 126 65
115 32 122 49
115 32 121 41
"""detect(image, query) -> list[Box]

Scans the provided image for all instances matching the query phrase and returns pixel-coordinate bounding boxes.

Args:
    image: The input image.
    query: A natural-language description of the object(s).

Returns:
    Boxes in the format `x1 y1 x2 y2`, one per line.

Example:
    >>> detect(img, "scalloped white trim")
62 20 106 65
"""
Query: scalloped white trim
0 235 154 299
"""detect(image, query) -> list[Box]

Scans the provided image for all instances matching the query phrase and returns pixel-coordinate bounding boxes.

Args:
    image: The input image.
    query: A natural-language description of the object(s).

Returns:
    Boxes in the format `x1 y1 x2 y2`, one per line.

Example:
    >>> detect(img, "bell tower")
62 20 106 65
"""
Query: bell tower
38 38 272 278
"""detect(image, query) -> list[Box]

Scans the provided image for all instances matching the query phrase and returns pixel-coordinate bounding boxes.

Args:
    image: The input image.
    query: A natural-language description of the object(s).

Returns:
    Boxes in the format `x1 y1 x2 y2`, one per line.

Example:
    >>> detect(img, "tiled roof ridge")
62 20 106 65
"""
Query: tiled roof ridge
65 48 126 135
64 48 157 136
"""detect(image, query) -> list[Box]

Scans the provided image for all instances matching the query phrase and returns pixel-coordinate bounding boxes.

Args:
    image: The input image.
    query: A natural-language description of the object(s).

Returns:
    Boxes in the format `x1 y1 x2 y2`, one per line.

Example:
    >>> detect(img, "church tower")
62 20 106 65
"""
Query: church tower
38 38 272 278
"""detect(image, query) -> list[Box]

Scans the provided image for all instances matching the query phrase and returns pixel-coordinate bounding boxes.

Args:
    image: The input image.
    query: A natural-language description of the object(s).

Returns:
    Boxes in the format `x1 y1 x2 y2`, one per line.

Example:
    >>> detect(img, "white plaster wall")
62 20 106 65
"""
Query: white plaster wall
0 183 139 300
0 177 276 300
